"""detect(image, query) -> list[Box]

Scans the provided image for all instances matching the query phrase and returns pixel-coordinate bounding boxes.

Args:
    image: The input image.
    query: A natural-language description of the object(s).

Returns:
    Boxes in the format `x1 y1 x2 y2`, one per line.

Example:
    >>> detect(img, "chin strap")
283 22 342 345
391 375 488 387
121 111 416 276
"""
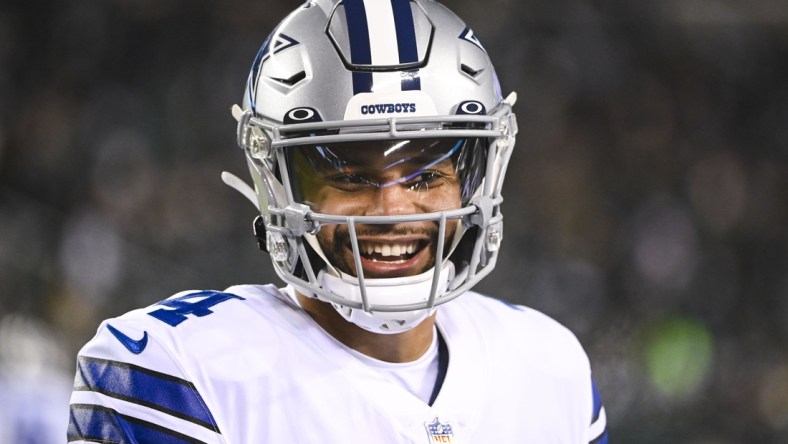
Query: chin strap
221 171 260 212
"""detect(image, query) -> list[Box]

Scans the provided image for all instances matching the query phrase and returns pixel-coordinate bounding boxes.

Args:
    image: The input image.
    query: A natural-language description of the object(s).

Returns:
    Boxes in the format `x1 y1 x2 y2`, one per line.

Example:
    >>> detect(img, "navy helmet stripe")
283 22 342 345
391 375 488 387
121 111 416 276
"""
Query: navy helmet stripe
344 0 371 65
390 0 418 64
391 0 421 91
352 71 374 95
344 0 373 94
74 356 219 431
401 70 421 91
69 404 206 444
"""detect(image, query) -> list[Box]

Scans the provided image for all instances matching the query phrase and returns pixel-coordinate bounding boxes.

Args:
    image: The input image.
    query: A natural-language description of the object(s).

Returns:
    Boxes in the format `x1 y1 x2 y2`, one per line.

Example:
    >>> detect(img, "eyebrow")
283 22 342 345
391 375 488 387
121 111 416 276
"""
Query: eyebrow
310 145 361 170
378 139 463 188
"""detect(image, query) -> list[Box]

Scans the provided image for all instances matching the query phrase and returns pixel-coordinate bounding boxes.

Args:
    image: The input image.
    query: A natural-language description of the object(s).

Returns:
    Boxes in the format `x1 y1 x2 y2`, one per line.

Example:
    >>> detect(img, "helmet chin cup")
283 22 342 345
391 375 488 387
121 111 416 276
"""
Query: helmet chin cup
332 304 436 335
318 262 455 334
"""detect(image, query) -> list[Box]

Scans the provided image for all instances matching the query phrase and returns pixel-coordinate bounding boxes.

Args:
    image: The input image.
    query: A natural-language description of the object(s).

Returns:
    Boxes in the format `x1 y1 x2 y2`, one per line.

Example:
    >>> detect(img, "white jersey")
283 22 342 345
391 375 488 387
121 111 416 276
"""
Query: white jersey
68 285 608 443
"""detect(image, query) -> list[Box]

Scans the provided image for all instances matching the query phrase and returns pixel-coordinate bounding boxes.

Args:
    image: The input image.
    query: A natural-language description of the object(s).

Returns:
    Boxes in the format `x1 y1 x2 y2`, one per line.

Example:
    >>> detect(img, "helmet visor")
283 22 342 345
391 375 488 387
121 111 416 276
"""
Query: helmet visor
286 137 487 216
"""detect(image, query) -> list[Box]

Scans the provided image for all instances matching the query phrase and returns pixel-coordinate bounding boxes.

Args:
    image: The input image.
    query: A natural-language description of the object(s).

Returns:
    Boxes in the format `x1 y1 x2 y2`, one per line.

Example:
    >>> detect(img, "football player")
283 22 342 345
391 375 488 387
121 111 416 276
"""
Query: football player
68 0 608 442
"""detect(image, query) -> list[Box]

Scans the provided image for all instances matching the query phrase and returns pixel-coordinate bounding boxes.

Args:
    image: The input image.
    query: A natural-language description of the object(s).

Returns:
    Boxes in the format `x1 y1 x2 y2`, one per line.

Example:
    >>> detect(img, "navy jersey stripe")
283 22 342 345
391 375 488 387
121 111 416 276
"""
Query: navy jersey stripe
494 297 525 311
74 356 219 432
69 404 207 444
427 328 449 406
592 379 603 422
590 378 608 443
343 0 373 94
591 431 609 444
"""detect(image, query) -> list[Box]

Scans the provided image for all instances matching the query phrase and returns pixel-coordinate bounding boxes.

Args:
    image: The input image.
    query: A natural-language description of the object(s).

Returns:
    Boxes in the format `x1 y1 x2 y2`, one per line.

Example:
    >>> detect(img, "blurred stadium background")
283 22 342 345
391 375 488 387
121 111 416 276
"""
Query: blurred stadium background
1 0 787 442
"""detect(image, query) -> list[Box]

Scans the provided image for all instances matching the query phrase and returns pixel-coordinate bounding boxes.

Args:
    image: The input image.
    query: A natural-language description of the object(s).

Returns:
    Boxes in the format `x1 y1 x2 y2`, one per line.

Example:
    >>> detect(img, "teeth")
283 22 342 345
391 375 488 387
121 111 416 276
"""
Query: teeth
359 242 418 257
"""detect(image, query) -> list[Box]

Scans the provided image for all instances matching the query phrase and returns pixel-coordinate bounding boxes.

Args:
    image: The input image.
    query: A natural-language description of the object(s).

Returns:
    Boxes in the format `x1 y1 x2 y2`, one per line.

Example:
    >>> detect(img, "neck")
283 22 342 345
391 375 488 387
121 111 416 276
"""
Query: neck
296 291 436 363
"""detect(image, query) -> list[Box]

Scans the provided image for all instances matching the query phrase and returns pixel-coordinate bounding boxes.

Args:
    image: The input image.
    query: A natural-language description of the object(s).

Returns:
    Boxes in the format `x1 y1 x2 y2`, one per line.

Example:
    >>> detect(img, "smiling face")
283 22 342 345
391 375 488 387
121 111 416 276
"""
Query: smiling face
289 138 468 279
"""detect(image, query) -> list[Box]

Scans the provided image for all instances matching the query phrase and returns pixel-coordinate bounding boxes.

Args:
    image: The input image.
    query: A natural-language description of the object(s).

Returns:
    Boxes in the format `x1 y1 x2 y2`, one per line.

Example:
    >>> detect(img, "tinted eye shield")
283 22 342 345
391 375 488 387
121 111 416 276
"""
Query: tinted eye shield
234 107 516 235
286 137 468 199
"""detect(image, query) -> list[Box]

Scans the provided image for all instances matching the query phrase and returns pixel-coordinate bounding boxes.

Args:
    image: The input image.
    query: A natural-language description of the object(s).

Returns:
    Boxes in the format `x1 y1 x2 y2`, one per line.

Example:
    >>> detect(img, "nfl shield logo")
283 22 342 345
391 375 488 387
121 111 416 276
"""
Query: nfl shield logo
424 417 455 443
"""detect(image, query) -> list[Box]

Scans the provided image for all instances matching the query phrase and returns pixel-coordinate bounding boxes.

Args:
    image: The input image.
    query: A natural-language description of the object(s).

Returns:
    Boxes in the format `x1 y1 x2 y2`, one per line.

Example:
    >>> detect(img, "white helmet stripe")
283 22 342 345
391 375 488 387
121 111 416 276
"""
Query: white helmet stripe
344 0 421 94
366 0 403 94
363 0 399 65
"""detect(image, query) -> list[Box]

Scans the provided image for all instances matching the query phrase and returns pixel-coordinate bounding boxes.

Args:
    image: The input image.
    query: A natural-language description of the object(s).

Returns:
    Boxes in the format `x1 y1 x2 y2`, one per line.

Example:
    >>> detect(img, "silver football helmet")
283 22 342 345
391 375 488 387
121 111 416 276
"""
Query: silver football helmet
224 0 517 334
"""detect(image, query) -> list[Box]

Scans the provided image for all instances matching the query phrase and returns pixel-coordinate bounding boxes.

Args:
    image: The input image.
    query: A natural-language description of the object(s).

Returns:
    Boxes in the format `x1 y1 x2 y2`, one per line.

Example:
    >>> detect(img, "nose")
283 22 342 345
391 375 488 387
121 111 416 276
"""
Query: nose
365 183 420 216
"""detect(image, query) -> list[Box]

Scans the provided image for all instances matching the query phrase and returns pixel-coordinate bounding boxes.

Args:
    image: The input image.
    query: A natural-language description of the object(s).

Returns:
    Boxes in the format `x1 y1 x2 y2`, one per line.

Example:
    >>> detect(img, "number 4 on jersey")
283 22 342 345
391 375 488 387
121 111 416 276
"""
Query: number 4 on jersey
148 290 245 327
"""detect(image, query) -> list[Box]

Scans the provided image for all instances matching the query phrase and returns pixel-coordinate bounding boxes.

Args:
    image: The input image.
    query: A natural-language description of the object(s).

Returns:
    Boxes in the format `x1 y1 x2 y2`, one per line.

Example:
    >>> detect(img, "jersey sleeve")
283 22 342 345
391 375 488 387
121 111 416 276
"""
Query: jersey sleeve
67 311 225 443
588 378 609 443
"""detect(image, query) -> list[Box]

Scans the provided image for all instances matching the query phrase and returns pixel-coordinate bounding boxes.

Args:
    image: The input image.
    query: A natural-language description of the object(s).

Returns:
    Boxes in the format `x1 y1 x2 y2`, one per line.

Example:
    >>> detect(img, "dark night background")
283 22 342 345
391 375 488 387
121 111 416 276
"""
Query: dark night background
1 0 787 442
